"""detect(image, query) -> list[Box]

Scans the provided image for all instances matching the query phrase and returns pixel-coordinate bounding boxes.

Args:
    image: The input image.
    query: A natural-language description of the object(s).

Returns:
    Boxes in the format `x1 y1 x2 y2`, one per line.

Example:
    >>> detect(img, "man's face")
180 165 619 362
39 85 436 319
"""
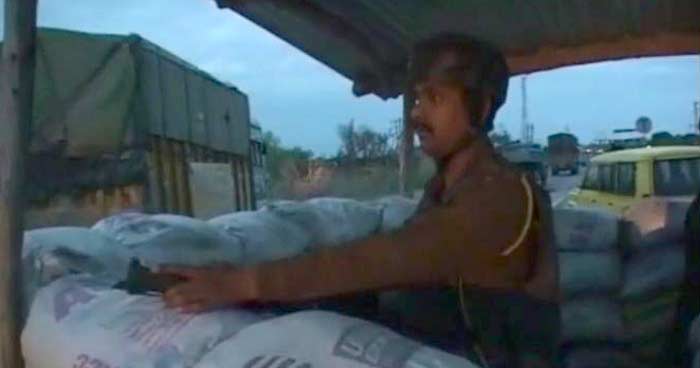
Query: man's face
410 54 479 160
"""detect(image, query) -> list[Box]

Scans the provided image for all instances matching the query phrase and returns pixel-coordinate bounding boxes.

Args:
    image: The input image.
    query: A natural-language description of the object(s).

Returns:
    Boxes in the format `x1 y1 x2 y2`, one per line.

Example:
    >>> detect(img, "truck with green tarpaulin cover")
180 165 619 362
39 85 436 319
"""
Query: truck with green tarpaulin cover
0 28 256 228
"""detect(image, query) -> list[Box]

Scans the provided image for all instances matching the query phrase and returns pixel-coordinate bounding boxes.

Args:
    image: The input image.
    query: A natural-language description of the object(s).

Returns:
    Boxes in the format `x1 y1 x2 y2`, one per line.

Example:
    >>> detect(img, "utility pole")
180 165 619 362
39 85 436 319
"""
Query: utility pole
390 118 403 151
695 54 700 135
694 101 699 134
521 76 529 142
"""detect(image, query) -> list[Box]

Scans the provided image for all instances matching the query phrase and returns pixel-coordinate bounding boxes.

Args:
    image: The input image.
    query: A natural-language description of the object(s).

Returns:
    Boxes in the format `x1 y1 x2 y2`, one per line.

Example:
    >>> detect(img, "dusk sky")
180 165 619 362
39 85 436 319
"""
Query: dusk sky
4 0 699 156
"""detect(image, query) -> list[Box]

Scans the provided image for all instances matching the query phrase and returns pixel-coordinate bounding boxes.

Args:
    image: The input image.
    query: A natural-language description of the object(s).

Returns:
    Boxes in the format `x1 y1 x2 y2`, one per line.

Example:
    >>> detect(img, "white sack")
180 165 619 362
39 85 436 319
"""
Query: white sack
93 213 243 268
22 227 129 308
271 198 382 246
195 310 479 368
553 208 620 252
558 251 622 297
621 244 685 300
561 298 624 342
372 196 418 233
22 276 262 368
209 210 312 265
621 291 679 342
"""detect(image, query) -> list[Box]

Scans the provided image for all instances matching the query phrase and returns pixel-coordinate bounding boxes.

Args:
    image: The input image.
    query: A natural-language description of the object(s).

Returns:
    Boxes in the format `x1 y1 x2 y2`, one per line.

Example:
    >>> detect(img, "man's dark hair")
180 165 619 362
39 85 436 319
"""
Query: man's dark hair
408 33 510 133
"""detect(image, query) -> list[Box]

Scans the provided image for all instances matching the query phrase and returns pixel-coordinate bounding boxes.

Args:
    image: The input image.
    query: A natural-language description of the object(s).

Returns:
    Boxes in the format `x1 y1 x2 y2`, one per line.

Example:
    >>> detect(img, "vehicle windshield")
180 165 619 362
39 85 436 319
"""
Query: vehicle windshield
653 157 700 196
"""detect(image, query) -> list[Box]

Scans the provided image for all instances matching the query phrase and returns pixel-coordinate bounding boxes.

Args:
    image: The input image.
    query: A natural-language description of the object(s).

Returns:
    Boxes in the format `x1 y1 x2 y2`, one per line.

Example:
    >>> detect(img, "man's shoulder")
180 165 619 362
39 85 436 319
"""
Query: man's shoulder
471 157 524 191
450 160 526 206
491 154 528 179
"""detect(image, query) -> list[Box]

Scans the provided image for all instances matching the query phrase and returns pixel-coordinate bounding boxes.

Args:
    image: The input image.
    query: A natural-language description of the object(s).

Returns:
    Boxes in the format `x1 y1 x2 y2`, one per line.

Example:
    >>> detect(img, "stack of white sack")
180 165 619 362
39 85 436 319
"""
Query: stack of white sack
22 277 480 368
22 214 258 367
23 213 245 311
23 197 383 312
617 198 689 366
22 275 264 368
22 197 481 368
553 207 638 366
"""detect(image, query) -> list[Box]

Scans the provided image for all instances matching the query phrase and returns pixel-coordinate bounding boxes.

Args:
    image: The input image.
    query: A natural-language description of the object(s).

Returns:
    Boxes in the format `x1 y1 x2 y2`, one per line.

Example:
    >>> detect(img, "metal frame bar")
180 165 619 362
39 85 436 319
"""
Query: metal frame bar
0 0 38 366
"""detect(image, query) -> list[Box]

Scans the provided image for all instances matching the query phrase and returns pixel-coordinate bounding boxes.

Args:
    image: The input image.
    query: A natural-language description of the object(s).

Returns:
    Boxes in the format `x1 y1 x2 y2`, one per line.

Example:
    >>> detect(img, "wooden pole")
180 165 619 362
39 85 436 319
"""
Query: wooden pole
0 0 38 366
398 91 415 197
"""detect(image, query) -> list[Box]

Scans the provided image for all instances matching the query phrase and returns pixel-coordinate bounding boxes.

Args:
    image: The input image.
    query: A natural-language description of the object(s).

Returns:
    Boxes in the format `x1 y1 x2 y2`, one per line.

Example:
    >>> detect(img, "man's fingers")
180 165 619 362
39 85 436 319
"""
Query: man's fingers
163 286 211 314
163 283 202 307
179 302 207 314
207 262 236 270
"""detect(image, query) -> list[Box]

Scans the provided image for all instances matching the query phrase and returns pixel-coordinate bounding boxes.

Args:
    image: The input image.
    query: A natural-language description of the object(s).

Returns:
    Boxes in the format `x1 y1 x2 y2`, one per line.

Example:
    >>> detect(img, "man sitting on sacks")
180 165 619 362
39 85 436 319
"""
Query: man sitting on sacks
158 34 561 368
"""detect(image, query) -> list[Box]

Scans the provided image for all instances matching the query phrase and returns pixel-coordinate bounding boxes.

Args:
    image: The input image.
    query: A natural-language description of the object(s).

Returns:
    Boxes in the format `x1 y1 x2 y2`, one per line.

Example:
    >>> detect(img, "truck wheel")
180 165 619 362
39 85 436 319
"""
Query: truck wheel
571 168 579 175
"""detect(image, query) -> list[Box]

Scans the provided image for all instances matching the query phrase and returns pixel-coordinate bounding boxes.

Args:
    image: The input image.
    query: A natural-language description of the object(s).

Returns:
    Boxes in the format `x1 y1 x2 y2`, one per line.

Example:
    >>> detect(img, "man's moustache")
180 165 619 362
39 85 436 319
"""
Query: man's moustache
414 123 432 134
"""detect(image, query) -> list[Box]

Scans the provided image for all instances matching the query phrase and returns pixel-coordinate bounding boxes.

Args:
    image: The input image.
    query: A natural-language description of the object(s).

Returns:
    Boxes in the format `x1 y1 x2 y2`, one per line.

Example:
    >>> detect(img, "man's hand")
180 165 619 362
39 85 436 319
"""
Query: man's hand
157 265 258 313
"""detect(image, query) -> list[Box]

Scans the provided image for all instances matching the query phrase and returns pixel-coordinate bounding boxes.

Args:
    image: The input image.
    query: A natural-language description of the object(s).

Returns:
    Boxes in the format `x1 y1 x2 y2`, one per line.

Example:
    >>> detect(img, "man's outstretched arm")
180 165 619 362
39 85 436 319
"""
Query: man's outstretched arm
161 177 533 312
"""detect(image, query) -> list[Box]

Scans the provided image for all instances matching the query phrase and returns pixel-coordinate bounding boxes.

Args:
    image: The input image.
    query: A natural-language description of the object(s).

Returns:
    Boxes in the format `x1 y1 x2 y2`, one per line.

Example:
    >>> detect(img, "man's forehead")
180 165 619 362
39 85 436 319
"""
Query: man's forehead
412 53 478 91
429 51 462 71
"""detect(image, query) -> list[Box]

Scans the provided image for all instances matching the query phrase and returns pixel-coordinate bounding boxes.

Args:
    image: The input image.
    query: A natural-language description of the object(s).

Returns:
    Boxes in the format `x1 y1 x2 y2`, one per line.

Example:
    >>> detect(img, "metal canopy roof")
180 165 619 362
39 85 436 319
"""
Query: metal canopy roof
216 0 700 99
